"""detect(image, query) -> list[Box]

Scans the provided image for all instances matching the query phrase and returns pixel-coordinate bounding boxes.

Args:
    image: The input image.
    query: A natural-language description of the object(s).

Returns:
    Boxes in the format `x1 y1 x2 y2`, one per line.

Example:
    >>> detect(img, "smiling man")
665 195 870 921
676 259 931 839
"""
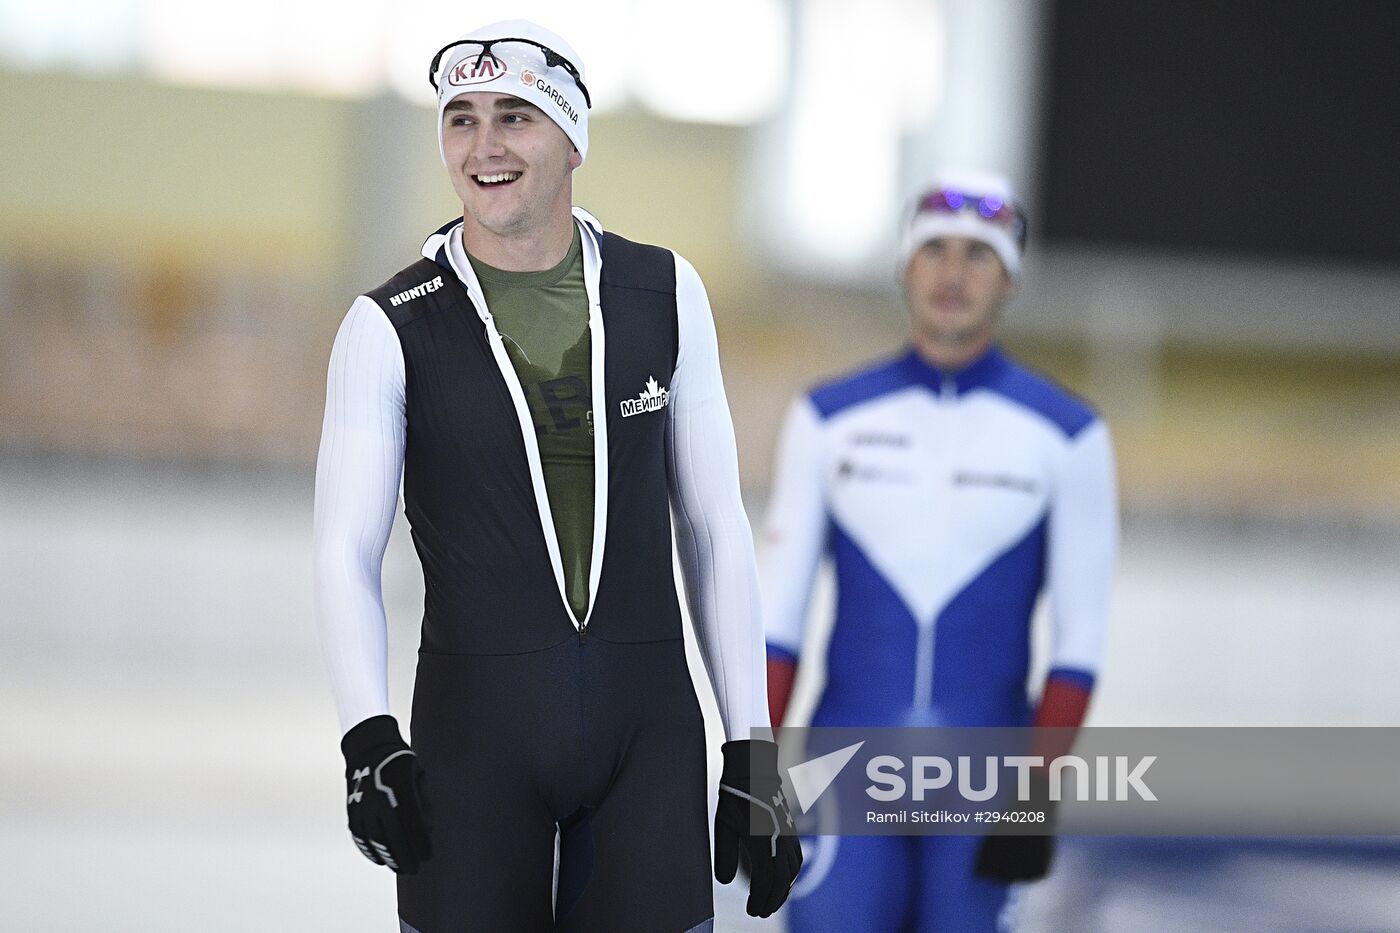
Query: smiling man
312 19 799 933
761 170 1119 931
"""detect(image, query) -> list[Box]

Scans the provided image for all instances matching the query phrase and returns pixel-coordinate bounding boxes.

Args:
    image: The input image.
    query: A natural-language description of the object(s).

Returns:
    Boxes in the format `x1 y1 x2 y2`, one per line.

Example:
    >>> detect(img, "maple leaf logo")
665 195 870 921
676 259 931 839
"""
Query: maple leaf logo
620 375 670 418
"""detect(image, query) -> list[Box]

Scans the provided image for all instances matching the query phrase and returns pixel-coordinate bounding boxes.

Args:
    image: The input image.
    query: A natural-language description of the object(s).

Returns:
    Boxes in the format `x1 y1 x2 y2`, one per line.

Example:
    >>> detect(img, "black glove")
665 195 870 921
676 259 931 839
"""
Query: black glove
341 715 433 874
714 740 803 918
974 770 1055 882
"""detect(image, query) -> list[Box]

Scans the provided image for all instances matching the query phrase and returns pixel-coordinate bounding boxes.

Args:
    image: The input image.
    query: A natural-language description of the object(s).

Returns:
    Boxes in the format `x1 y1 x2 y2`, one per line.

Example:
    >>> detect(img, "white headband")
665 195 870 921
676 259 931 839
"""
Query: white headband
432 19 589 167
901 169 1024 281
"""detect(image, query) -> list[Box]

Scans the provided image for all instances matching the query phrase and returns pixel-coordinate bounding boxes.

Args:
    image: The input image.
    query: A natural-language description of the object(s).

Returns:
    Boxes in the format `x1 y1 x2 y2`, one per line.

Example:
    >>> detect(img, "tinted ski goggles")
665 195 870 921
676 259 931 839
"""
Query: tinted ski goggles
916 188 1028 249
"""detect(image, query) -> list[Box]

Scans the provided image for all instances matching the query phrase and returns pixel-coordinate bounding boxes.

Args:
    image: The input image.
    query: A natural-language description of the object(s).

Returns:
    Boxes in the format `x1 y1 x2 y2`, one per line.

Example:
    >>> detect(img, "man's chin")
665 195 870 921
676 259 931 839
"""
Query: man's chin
920 316 992 346
463 206 527 238
925 309 974 333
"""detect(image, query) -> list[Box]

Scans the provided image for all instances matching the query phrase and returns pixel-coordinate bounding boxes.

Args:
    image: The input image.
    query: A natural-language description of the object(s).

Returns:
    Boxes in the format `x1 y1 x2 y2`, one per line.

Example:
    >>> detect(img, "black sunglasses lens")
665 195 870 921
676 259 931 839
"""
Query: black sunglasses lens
429 37 590 108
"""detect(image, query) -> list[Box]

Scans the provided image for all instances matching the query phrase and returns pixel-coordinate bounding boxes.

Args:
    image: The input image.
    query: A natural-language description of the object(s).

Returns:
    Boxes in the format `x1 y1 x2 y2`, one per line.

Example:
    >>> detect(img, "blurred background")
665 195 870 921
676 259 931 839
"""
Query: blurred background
2 0 1398 930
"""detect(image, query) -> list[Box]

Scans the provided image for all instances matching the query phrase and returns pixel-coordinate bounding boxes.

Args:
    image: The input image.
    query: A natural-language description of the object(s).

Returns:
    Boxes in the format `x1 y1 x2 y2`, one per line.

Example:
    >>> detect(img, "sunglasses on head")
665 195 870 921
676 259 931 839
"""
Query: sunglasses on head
917 189 1027 248
428 37 592 109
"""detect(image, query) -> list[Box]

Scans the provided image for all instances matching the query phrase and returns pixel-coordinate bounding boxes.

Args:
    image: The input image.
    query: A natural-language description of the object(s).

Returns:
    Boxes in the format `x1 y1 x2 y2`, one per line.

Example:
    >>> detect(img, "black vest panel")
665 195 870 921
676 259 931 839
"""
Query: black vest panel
364 231 682 655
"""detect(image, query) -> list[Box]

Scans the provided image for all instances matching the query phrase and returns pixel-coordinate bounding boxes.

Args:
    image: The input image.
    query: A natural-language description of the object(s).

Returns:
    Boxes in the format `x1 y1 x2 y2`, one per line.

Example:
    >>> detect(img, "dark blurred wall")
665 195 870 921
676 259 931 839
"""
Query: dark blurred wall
1041 0 1400 265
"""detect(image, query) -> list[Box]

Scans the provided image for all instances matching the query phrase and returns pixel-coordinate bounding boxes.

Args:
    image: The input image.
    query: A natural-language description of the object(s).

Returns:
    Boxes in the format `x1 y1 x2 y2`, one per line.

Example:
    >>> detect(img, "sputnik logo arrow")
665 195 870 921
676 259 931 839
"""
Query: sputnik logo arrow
787 741 865 814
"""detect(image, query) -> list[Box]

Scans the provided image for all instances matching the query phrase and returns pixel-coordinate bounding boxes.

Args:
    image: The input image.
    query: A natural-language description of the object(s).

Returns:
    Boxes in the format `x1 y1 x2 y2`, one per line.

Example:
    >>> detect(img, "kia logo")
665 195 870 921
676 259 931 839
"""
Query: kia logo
448 53 507 86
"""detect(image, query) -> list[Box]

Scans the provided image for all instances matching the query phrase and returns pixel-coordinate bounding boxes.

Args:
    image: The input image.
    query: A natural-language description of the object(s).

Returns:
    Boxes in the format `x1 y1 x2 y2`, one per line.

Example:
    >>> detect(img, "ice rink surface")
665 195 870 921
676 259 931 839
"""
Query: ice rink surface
3 453 1399 931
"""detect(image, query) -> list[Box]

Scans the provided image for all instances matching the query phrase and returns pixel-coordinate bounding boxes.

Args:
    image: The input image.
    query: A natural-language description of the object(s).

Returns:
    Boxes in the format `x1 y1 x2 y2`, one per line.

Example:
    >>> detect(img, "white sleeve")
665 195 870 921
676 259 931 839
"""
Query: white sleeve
1045 419 1119 679
312 296 407 737
665 252 771 743
759 395 827 660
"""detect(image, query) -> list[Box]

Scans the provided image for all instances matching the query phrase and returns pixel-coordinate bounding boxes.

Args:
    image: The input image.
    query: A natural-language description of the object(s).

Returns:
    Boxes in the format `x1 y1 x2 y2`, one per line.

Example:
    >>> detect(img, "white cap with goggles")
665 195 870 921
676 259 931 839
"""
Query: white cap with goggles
429 20 591 167
901 169 1028 281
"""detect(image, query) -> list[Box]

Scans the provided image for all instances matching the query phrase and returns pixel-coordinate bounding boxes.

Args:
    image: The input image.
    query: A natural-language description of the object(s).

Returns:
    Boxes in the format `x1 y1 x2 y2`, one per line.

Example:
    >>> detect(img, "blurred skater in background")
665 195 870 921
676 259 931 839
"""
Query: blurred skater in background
761 170 1119 931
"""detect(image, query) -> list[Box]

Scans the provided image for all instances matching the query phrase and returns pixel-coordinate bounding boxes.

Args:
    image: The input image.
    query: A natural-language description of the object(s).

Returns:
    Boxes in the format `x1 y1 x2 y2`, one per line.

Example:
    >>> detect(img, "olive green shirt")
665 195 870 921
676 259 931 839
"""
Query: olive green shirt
467 227 593 623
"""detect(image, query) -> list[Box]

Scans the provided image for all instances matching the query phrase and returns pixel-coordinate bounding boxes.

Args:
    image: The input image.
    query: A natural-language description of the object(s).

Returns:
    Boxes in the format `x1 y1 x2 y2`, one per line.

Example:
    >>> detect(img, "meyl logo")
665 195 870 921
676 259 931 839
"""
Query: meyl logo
620 376 670 418
520 69 537 87
448 53 507 87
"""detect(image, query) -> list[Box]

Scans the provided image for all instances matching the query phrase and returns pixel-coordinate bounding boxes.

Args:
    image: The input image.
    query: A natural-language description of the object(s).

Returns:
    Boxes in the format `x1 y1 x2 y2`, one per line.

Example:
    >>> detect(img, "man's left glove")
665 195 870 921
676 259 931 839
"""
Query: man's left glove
341 714 433 874
974 770 1055 882
714 739 803 918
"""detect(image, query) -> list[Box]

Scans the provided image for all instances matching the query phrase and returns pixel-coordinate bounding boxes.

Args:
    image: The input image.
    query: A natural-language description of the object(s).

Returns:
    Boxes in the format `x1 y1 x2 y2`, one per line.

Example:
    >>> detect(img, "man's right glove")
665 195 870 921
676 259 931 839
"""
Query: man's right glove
341 714 433 874
974 769 1055 882
714 739 803 918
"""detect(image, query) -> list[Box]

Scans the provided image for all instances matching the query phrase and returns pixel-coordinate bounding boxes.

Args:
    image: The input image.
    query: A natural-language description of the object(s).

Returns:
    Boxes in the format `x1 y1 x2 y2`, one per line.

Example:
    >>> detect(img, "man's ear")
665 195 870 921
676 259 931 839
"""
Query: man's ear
568 148 583 170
